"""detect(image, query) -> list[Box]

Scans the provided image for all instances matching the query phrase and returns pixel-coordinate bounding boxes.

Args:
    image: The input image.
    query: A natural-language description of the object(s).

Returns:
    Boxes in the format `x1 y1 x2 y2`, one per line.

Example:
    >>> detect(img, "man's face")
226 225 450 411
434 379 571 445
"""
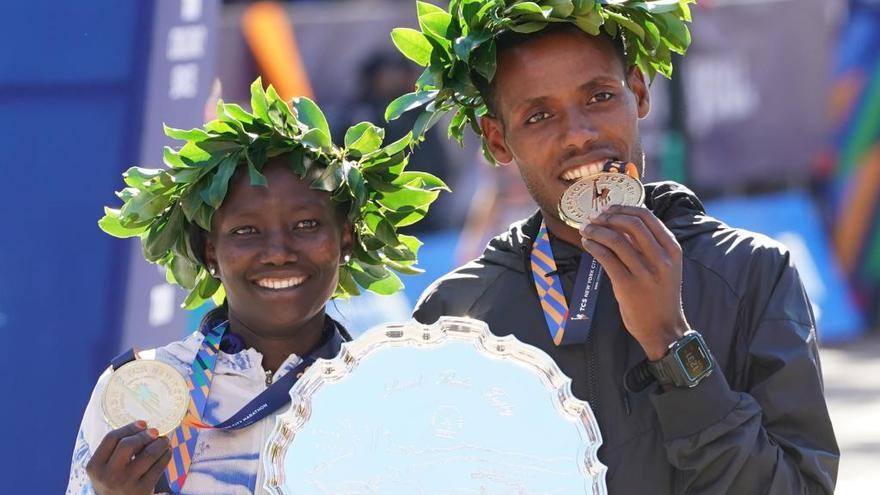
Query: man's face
480 30 650 236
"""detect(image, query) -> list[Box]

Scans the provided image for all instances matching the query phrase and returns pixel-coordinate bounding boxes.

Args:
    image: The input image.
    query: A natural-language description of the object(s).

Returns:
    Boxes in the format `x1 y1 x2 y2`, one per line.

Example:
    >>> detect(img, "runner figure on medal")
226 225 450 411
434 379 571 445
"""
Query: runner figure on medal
67 79 445 495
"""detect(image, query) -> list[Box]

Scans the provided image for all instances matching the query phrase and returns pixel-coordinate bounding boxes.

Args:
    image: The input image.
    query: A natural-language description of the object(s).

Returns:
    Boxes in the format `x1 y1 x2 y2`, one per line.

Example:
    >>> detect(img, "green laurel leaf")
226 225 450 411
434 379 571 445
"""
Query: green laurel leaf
391 28 433 66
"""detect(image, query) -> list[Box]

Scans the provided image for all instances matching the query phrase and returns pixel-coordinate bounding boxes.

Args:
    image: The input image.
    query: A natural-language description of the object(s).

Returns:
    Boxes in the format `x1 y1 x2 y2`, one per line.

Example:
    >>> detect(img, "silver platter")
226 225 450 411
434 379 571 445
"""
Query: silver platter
263 317 606 495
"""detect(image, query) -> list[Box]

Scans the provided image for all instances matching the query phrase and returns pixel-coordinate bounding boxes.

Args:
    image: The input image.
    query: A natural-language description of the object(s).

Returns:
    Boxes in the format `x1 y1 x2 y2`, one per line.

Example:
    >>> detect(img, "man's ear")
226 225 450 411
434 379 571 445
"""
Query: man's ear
627 66 651 120
479 115 514 165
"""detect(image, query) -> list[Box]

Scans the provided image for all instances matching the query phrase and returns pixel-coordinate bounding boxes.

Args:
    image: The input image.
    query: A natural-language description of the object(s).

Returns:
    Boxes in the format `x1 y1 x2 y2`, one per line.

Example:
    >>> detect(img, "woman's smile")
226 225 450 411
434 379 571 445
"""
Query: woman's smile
253 275 309 290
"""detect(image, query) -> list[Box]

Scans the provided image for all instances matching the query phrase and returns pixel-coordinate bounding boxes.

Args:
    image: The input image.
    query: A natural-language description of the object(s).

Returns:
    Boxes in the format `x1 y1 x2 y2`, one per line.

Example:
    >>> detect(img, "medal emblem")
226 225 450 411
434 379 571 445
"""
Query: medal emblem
102 359 190 436
559 162 645 228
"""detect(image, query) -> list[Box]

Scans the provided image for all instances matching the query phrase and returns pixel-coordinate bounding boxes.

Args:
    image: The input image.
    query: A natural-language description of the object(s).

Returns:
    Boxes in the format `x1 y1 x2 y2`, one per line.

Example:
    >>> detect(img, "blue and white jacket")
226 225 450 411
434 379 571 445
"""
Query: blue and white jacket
67 320 345 495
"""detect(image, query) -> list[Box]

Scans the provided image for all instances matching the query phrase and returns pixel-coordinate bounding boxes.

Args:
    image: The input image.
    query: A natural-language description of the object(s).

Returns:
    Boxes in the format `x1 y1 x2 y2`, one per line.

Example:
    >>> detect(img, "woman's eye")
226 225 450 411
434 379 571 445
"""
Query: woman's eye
525 111 551 124
231 226 257 235
295 219 318 229
589 92 613 104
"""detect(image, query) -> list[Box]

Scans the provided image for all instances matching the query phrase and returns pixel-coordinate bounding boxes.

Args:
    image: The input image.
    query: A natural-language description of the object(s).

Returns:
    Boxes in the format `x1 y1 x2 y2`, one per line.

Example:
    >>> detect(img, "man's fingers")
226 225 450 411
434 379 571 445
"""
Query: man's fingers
138 448 173 491
107 427 160 471
581 223 649 276
606 205 680 254
581 237 629 282
127 436 171 478
592 212 665 263
89 421 148 466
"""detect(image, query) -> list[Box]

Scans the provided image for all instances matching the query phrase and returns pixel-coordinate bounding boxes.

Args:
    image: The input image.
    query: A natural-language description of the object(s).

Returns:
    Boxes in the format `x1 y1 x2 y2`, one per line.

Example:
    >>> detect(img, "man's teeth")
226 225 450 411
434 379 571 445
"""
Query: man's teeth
560 161 607 181
255 277 307 289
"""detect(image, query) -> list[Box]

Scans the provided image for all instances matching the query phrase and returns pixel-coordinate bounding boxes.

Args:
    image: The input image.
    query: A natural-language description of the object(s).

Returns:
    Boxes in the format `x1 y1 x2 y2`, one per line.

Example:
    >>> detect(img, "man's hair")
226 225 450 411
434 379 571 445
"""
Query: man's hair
472 24 629 118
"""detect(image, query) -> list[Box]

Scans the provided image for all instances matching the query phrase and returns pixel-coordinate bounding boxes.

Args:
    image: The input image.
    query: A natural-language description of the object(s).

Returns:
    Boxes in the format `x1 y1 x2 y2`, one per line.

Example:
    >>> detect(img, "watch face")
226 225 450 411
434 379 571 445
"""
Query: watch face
676 337 712 381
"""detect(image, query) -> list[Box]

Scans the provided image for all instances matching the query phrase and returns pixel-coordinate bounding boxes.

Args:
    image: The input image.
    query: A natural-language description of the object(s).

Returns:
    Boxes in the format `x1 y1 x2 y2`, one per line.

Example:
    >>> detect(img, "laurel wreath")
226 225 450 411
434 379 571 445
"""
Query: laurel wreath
385 0 695 161
100 78 447 309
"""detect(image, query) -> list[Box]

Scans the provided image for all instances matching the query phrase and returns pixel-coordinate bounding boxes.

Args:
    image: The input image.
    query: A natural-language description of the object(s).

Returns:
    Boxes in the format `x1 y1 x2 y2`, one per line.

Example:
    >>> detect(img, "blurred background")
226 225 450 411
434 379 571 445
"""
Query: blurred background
1 0 878 492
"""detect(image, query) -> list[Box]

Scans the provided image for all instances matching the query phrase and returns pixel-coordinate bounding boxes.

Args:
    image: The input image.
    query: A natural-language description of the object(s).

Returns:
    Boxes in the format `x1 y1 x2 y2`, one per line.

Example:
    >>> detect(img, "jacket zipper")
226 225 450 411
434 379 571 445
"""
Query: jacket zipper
265 369 273 387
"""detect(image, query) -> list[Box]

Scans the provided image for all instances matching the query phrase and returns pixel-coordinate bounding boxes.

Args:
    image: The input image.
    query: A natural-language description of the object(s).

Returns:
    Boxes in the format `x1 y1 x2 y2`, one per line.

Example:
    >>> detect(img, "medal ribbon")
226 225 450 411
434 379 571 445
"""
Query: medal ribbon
164 320 338 492
530 221 603 346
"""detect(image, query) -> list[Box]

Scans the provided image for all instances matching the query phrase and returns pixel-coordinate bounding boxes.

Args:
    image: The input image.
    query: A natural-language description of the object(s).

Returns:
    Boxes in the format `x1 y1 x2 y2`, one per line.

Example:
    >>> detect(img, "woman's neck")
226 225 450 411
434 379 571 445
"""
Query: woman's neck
226 309 326 374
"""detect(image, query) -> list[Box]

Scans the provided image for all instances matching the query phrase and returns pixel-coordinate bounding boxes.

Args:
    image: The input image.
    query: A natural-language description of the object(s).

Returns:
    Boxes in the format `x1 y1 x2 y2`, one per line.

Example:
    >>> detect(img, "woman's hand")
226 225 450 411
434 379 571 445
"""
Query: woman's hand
86 421 172 495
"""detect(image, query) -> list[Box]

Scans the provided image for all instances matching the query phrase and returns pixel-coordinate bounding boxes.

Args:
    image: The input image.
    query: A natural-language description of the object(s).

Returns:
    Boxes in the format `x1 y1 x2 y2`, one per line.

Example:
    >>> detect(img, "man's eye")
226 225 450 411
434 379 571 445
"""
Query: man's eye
589 92 613 104
231 226 257 235
295 220 318 229
526 111 551 124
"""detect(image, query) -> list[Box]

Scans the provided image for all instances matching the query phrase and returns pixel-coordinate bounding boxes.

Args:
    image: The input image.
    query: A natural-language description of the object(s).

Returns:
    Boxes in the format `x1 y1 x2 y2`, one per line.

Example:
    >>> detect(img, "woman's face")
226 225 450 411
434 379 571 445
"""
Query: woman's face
205 160 352 337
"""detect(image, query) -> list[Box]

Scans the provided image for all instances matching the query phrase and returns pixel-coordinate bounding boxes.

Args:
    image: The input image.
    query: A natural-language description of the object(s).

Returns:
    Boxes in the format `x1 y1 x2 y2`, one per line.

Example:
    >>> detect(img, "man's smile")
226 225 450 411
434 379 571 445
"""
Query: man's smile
559 158 620 184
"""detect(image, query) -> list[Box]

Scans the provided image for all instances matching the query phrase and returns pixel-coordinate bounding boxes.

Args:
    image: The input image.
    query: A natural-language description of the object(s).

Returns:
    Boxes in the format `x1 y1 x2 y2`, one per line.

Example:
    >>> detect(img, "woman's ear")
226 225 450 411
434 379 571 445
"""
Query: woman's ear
204 236 219 277
340 222 354 265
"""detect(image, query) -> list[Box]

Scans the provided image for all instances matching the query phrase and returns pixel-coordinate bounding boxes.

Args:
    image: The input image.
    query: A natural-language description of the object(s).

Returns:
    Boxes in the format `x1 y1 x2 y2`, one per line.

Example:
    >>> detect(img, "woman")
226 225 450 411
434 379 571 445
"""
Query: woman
67 79 444 495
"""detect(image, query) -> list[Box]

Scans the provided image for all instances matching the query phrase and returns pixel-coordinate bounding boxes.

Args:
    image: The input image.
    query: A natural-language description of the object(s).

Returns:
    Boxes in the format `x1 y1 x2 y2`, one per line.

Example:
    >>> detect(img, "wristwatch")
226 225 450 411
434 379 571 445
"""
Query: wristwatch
647 330 714 388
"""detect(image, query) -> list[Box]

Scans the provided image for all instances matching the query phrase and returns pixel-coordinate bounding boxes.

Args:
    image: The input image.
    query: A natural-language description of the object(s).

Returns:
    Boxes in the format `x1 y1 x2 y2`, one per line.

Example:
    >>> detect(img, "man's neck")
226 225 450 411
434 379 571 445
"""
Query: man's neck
227 310 326 374
541 209 584 250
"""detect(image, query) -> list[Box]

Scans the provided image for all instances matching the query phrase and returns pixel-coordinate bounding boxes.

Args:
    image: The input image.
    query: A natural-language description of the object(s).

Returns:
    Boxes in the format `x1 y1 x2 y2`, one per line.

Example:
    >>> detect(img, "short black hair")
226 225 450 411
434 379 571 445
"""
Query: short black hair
472 24 629 118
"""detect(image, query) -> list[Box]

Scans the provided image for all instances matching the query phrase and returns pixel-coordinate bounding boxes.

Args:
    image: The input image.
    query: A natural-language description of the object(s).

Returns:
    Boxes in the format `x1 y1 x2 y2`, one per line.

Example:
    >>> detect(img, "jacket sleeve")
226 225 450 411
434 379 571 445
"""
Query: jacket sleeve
412 262 496 324
649 250 839 494
67 367 174 495
67 368 112 495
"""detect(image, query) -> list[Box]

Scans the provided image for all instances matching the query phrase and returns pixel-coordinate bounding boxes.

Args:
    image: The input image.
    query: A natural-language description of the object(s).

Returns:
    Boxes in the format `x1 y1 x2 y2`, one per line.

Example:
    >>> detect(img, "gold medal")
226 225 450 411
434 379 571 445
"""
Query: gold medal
559 165 645 228
101 359 190 436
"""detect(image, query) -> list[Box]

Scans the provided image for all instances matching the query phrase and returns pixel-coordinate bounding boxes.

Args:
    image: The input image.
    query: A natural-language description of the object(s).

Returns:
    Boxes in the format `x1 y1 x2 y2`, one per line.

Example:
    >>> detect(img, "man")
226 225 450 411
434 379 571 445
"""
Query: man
388 1 838 493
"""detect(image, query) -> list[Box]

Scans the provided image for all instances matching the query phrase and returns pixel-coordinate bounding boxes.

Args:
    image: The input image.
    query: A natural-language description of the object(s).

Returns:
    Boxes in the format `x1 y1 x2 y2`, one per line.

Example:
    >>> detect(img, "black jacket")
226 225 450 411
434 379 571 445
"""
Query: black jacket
413 182 838 494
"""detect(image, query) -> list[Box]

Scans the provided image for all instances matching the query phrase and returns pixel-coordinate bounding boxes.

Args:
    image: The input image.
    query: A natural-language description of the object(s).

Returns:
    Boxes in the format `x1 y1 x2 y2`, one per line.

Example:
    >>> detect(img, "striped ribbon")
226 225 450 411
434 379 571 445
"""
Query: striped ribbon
530 221 602 346
165 321 227 492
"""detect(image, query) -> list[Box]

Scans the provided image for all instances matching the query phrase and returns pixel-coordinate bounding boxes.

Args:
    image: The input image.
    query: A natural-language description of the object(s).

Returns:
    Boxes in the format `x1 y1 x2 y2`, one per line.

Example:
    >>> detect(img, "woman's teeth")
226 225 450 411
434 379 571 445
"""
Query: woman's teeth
255 276 307 290
560 161 607 181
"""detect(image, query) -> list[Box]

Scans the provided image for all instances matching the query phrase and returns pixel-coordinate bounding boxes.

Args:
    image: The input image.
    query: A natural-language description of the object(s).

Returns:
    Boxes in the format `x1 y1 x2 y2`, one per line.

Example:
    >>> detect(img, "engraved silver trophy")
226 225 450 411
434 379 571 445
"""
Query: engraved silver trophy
263 317 607 494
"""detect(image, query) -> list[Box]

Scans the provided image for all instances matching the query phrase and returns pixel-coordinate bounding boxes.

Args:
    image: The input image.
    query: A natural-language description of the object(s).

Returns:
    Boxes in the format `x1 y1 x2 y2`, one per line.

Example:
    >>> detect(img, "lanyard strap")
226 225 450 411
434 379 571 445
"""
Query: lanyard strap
530 221 603 346
165 320 337 492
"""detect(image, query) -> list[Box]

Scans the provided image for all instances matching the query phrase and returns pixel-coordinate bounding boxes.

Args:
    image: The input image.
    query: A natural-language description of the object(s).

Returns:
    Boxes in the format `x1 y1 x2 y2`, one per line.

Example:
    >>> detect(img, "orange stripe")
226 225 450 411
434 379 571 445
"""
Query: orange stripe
532 248 556 269
553 330 564 345
834 148 880 273
182 425 192 442
547 287 568 309
540 300 565 323
179 442 192 469
166 454 179 481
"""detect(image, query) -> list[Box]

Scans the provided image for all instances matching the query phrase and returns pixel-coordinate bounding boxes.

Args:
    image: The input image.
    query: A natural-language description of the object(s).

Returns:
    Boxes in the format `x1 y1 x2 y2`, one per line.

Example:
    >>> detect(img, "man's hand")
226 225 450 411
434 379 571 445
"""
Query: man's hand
86 421 172 495
579 205 689 360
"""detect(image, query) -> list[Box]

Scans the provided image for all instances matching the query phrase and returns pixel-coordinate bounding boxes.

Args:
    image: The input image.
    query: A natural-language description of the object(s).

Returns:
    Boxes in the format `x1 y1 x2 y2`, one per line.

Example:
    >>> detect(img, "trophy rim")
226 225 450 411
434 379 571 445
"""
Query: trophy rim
261 316 608 495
